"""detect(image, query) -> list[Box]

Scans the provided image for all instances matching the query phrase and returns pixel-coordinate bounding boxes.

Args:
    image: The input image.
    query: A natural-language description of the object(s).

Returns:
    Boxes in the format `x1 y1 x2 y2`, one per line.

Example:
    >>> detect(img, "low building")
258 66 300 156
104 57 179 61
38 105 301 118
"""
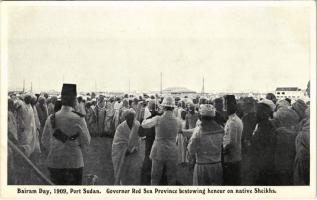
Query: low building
275 87 304 100
106 92 125 97
162 87 197 97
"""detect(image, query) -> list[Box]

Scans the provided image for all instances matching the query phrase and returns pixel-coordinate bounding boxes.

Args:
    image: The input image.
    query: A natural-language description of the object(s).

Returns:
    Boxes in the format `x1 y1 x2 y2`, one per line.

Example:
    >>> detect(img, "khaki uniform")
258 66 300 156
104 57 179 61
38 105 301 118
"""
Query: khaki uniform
42 106 91 185
142 111 182 185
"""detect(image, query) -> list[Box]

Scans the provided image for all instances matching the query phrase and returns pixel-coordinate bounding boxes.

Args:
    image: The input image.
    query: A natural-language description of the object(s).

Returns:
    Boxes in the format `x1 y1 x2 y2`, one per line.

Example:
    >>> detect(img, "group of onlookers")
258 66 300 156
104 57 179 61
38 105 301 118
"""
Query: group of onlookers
7 82 310 186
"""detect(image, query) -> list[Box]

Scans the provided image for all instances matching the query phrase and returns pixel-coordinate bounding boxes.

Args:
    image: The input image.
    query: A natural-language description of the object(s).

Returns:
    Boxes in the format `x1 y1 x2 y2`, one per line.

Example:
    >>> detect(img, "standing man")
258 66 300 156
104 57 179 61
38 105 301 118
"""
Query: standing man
222 95 243 185
139 100 157 185
104 97 115 137
42 84 91 185
240 97 257 185
76 96 87 117
36 96 48 141
95 95 106 137
293 81 310 185
112 109 141 185
48 96 57 116
188 104 224 185
142 96 182 185
213 97 227 127
250 99 276 185
21 94 41 158
114 97 123 130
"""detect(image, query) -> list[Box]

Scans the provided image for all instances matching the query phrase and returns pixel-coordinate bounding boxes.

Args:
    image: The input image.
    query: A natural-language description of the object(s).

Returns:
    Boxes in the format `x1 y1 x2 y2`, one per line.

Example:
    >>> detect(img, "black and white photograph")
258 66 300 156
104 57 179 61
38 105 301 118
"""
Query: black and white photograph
1 1 316 199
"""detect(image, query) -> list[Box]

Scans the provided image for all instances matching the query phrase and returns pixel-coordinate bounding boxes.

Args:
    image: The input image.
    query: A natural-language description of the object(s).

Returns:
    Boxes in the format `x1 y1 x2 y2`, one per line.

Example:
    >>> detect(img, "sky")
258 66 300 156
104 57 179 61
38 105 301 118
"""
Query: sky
5 2 313 93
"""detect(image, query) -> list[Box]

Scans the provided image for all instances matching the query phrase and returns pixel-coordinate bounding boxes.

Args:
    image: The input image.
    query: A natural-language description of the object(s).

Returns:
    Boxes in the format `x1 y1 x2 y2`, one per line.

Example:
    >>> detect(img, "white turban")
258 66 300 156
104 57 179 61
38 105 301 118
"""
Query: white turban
199 104 216 117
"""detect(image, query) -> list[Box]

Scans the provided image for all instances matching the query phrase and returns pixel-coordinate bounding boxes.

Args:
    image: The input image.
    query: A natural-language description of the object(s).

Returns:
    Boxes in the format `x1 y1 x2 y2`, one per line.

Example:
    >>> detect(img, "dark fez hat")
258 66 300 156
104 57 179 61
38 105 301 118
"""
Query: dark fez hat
61 83 77 96
224 95 236 105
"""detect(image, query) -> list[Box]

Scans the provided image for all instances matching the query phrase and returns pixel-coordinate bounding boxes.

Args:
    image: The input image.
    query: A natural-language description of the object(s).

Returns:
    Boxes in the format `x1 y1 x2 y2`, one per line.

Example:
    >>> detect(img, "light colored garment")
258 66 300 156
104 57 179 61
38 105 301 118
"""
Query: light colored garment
32 105 42 154
104 102 115 133
114 101 123 129
176 119 187 164
8 111 18 141
188 125 224 164
42 106 91 168
17 103 40 157
173 108 179 118
36 103 48 128
95 102 106 136
136 102 142 121
144 106 151 120
86 107 98 137
223 113 243 163
196 119 201 127
142 111 182 161
193 163 222 185
112 120 140 185
142 110 182 185
8 110 18 184
188 122 224 185
48 103 55 116
33 105 41 131
78 102 86 116
177 108 184 119
151 158 177 185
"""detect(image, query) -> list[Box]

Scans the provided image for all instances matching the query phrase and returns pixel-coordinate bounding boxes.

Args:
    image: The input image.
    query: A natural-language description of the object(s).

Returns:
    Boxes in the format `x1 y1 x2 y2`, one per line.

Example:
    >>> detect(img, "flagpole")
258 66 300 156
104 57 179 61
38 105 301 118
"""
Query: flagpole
23 79 25 93
160 72 162 95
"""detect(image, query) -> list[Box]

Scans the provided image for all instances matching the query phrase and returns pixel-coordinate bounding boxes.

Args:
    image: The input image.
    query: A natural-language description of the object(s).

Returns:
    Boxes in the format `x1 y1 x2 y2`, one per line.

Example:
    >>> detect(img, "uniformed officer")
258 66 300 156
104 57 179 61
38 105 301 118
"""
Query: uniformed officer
42 84 91 185
141 96 182 185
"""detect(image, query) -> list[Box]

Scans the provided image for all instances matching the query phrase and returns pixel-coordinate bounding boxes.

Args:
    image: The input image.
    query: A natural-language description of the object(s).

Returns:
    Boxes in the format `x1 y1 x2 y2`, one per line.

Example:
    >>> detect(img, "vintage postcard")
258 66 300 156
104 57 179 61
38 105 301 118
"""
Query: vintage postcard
0 1 316 199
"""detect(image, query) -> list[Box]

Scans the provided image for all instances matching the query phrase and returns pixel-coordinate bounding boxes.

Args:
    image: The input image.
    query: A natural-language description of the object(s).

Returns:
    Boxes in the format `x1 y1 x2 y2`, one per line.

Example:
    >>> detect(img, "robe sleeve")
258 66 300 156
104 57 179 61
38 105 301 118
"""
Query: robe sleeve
187 127 200 156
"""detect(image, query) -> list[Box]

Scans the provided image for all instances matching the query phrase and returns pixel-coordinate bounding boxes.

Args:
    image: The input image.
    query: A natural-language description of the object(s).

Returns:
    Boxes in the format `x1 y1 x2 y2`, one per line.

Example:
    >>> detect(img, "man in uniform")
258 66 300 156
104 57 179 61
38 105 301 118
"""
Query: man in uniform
42 84 91 185
141 96 182 185
222 95 243 185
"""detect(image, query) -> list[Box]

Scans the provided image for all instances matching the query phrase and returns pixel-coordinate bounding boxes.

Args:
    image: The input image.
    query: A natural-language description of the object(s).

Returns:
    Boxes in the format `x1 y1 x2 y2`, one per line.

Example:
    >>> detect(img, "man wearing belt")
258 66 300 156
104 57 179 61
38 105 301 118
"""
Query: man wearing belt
42 84 91 185
141 96 182 185
188 104 224 185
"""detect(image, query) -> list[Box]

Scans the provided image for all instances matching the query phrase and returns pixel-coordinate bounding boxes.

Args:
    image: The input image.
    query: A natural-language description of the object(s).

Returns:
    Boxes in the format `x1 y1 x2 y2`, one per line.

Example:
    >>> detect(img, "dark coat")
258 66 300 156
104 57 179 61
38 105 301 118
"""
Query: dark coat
250 120 276 185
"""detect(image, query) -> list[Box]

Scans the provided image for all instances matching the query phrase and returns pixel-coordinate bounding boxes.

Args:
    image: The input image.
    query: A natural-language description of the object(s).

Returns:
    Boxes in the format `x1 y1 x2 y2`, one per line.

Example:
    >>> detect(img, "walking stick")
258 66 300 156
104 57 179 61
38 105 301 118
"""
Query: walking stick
8 139 54 185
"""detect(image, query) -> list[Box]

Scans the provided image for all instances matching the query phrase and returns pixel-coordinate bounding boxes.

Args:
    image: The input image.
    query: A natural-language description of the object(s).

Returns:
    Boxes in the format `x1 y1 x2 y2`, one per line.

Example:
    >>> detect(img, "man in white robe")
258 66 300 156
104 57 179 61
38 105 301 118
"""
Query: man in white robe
112 109 141 185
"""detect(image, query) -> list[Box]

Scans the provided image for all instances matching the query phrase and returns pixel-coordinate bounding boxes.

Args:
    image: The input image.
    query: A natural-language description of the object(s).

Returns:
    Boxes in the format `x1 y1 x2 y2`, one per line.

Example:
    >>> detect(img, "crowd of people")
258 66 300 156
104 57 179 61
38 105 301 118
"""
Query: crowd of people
7 82 310 186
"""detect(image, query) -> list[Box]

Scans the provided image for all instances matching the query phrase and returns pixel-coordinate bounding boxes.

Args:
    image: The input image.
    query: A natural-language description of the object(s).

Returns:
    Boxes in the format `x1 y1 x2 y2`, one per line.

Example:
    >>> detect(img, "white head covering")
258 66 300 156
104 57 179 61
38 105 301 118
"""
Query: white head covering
14 99 24 109
161 96 175 108
199 104 216 117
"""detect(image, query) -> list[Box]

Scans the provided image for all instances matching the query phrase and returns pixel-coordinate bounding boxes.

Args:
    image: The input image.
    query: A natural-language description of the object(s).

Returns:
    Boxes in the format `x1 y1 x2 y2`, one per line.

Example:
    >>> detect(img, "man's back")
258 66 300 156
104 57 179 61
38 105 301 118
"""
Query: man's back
149 111 181 161
42 106 90 169
156 112 179 139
